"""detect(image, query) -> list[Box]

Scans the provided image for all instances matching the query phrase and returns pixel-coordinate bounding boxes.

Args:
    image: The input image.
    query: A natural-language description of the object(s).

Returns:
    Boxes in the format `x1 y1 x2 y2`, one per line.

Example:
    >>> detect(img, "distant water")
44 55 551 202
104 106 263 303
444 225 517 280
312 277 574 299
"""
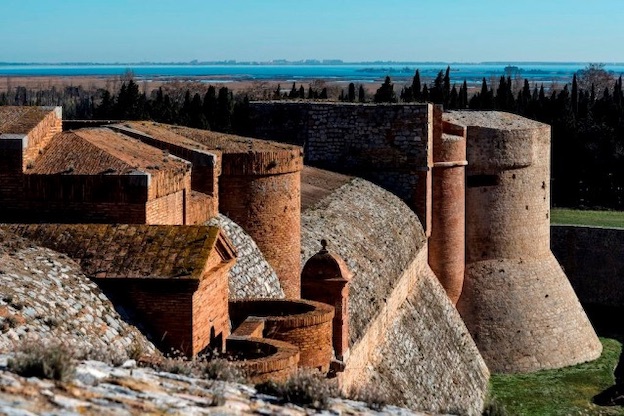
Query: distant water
1 63 623 85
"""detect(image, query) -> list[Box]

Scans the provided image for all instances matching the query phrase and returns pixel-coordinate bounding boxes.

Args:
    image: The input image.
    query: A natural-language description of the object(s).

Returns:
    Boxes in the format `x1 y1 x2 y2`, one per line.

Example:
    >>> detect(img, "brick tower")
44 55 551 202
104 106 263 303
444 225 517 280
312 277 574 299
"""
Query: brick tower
219 144 304 298
446 110 602 373
428 106 467 304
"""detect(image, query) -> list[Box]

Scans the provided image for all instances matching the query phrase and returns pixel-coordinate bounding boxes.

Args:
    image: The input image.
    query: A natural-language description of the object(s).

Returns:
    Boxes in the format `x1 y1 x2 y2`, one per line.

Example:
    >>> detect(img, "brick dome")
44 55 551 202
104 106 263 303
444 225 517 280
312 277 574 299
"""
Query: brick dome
301 239 351 282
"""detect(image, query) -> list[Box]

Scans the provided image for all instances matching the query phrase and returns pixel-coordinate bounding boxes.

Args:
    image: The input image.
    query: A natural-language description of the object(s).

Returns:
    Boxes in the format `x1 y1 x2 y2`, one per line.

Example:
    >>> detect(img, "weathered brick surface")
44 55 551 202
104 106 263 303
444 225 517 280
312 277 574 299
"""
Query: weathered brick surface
552 225 624 307
227 337 300 383
229 299 334 372
220 172 301 298
446 111 602 373
429 112 467 304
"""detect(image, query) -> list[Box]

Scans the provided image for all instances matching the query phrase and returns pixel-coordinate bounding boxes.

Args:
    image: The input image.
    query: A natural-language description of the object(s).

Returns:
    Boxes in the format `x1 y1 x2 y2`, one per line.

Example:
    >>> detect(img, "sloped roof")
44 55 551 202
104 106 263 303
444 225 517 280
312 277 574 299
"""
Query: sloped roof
5 224 235 280
28 128 189 176
0 106 52 135
124 121 298 153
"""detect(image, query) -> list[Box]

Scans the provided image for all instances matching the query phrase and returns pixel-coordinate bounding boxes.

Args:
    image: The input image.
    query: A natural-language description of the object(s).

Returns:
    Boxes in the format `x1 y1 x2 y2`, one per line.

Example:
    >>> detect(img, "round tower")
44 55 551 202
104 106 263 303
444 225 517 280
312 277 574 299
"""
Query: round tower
219 145 303 298
446 110 602 373
429 112 467 305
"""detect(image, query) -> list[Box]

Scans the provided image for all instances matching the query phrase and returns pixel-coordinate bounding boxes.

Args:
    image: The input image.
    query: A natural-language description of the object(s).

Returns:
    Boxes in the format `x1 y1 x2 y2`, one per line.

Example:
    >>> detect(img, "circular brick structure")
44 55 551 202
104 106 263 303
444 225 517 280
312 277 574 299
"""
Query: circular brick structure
429 119 467 305
219 146 303 299
229 299 334 372
446 110 602 373
226 337 300 383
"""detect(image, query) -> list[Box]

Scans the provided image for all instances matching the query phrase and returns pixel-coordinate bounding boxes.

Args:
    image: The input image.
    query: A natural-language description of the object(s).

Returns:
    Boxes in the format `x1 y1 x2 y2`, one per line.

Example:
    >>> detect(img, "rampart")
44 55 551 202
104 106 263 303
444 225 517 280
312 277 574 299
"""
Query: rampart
249 102 433 230
301 174 489 415
446 110 602 373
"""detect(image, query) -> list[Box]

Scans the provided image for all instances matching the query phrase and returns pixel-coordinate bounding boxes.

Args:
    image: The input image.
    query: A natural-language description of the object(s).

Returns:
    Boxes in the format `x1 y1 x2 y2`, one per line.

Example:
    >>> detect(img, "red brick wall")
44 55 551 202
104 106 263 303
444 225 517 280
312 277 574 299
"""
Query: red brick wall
428 114 467 304
229 299 334 372
97 279 196 356
227 337 299 383
302 280 349 360
146 190 185 225
192 266 230 353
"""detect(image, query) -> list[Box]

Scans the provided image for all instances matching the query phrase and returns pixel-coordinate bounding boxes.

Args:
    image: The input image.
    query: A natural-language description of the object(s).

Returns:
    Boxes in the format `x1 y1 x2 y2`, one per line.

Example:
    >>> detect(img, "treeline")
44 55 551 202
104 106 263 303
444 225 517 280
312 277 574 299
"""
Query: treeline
2 64 624 209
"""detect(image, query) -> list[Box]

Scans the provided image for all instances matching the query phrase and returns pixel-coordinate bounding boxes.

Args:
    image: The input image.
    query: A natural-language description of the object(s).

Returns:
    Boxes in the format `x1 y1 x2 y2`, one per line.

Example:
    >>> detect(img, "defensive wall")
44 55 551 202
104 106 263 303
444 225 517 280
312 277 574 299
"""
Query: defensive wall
300 174 489 415
552 225 624 308
249 101 433 231
254 102 601 376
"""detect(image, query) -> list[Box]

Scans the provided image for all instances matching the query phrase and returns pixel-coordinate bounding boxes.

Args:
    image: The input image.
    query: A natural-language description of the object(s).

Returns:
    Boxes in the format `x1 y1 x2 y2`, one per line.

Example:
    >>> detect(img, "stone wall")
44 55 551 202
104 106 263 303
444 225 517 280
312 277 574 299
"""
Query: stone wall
207 214 284 300
301 174 489 414
249 102 433 227
552 225 624 307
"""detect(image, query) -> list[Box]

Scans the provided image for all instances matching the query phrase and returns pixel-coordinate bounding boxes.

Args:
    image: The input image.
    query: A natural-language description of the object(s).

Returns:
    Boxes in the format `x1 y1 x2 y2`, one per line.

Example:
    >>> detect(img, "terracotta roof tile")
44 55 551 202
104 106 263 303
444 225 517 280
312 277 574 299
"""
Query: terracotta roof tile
0 106 51 134
125 121 298 153
28 128 189 176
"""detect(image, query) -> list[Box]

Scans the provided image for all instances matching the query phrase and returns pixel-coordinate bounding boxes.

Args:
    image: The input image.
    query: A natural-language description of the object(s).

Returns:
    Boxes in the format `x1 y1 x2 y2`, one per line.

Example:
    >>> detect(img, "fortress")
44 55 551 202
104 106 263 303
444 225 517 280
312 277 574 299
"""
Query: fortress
0 103 603 414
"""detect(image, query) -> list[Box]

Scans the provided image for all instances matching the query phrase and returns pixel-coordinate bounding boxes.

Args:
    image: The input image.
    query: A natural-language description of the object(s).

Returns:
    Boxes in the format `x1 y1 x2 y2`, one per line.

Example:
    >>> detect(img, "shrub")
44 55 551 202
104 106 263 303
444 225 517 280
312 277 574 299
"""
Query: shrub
203 358 245 383
8 342 75 382
348 385 388 411
482 397 509 416
256 369 338 410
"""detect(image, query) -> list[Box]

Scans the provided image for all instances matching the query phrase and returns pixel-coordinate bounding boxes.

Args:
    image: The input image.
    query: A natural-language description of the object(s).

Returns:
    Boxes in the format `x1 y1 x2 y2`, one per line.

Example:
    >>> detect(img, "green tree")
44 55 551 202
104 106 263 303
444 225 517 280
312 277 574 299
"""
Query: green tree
348 83 356 102
374 76 397 103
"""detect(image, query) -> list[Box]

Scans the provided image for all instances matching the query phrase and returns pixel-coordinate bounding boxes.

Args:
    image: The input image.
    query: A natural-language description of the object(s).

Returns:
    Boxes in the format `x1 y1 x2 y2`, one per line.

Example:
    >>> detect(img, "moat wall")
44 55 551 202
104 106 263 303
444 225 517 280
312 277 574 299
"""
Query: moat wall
552 225 624 307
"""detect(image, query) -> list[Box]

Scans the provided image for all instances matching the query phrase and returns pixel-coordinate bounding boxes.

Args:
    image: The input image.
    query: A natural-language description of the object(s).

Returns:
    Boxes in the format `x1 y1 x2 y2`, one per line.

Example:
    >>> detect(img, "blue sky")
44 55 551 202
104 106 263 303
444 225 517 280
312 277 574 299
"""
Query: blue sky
2 0 623 63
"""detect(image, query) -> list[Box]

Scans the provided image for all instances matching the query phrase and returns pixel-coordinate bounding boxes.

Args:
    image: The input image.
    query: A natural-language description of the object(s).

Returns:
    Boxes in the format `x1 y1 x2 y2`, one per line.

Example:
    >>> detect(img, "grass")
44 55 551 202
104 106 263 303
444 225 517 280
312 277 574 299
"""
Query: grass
489 337 624 415
551 208 624 228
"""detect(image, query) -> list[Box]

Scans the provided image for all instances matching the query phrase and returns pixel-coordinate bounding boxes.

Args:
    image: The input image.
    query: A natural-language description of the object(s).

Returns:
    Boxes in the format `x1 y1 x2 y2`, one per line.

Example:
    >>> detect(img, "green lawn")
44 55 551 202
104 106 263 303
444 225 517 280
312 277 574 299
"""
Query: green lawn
551 208 624 228
489 338 623 415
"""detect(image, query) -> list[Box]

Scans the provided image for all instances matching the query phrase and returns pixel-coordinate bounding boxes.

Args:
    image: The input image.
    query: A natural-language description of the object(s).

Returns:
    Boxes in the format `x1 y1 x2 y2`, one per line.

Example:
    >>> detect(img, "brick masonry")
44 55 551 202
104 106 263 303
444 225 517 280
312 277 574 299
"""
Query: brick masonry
229 299 334 372
446 111 602 373
301 173 489 415
249 101 433 230
206 214 284 300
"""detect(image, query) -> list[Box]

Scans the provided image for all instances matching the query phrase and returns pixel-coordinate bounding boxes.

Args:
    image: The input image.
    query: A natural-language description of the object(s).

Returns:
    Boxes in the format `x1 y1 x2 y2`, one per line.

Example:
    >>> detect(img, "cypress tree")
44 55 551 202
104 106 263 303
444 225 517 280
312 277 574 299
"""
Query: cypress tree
412 69 422 101
348 83 356 102
571 74 579 115
203 86 217 129
298 85 305 99
358 85 366 102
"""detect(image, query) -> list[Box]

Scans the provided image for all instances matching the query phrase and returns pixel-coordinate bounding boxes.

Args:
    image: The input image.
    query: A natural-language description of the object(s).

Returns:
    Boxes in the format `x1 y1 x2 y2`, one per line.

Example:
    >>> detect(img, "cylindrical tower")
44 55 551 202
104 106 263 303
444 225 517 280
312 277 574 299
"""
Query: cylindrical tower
429 107 467 305
446 110 602 373
219 146 304 298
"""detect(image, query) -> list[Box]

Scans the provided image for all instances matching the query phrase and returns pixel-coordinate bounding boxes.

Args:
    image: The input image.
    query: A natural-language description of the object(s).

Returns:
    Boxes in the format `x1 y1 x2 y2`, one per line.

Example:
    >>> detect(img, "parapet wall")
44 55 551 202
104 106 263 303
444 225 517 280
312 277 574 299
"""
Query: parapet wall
552 225 624 307
249 102 433 228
